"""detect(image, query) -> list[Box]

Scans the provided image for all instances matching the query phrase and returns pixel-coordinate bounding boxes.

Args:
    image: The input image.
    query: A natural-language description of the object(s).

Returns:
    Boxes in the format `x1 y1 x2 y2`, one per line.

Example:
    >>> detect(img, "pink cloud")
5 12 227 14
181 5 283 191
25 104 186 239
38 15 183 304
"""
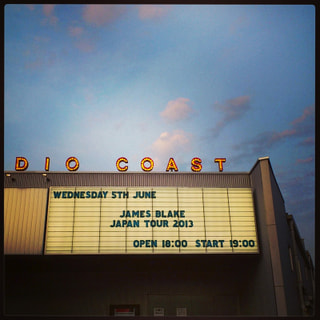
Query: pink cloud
296 157 313 164
151 130 192 161
270 129 296 143
138 5 170 20
291 105 315 126
239 129 296 154
160 98 193 122
43 5 55 17
68 26 84 37
214 95 251 117
42 5 58 25
233 103 314 158
212 95 251 135
299 137 314 146
83 5 126 26
74 39 95 53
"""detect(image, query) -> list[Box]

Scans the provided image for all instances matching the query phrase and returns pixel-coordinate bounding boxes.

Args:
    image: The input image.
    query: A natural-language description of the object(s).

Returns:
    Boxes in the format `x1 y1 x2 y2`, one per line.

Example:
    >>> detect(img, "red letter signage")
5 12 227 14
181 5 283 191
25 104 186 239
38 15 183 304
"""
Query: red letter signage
13 156 227 172
191 157 202 172
214 158 226 172
166 158 179 172
116 157 128 172
65 157 80 171
141 157 154 172
45 157 50 171
15 157 29 171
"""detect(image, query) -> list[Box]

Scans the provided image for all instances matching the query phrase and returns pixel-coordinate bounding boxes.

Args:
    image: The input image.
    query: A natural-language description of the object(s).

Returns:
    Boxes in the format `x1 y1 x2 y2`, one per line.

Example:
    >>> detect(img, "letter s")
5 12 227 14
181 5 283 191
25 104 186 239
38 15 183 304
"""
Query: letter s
191 157 202 172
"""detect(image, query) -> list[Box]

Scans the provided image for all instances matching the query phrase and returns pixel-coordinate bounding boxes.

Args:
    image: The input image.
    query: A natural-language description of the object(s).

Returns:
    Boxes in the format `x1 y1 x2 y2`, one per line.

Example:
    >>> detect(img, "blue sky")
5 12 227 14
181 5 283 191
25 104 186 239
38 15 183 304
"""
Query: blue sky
4 5 315 259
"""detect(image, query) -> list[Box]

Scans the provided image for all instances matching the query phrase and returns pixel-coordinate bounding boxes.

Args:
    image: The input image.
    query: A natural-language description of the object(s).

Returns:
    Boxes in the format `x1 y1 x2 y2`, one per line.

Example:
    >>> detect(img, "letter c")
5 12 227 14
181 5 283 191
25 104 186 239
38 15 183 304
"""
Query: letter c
116 157 128 171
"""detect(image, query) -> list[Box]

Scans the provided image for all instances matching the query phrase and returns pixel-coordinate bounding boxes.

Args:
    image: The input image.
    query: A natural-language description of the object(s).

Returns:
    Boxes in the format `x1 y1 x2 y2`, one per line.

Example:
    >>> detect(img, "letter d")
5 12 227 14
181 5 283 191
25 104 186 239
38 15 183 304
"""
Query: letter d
15 157 29 171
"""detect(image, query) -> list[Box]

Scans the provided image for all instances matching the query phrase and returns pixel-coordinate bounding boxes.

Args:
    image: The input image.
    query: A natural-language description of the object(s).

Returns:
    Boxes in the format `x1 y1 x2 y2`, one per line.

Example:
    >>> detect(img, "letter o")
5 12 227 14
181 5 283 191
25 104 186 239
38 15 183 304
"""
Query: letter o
141 157 154 172
116 157 128 171
66 157 80 171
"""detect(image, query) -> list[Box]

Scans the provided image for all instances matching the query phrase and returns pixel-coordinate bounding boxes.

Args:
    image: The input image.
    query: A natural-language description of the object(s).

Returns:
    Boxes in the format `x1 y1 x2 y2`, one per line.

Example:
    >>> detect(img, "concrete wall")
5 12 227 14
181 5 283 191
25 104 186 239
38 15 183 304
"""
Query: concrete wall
242 159 278 315
268 165 302 315
248 158 314 316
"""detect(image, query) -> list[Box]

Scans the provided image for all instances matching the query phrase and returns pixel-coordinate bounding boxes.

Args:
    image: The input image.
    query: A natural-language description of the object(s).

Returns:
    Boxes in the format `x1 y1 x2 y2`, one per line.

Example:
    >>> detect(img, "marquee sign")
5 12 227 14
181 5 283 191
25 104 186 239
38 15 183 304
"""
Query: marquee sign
45 187 259 254
15 156 226 172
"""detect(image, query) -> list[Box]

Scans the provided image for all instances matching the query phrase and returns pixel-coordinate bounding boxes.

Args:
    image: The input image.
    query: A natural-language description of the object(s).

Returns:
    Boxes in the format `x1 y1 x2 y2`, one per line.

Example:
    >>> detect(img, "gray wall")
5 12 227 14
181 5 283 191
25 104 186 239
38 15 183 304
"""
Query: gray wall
243 160 278 315
268 166 302 315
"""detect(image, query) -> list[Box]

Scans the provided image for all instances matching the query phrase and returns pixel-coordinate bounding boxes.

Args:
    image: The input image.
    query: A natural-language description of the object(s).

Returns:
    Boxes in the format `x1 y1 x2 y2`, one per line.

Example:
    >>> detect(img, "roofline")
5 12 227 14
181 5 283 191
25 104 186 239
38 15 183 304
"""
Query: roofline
4 170 251 175
249 156 270 175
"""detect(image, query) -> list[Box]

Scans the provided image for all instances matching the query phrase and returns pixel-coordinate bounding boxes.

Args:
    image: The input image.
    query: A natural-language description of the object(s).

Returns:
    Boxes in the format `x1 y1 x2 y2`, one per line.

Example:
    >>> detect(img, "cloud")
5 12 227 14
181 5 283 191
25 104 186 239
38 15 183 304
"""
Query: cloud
235 129 296 155
68 24 93 52
138 5 170 20
233 103 315 156
68 26 84 37
42 5 58 25
74 39 95 53
269 129 297 144
43 4 54 16
296 157 313 164
160 98 193 122
82 5 127 26
291 105 314 126
150 130 192 162
212 95 251 135
291 104 315 137
298 137 314 146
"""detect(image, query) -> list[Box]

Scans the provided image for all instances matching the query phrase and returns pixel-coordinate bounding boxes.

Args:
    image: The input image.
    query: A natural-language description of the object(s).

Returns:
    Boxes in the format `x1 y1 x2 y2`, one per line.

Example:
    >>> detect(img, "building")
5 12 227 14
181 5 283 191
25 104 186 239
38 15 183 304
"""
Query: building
4 157 315 317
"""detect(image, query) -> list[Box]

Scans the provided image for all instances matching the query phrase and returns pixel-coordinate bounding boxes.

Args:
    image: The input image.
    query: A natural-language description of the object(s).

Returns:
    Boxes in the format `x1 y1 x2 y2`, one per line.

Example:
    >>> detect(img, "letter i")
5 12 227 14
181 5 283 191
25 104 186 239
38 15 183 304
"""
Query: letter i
45 157 50 171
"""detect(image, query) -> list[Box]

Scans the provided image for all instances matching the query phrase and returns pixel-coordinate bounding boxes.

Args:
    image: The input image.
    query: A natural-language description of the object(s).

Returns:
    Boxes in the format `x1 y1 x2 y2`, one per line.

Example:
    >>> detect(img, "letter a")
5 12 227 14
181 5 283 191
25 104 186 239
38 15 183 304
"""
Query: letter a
166 157 178 172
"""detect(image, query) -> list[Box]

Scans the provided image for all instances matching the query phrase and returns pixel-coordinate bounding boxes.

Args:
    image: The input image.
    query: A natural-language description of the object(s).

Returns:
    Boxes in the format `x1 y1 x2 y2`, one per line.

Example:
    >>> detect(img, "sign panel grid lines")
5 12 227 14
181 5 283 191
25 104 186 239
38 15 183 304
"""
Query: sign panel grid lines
45 187 259 254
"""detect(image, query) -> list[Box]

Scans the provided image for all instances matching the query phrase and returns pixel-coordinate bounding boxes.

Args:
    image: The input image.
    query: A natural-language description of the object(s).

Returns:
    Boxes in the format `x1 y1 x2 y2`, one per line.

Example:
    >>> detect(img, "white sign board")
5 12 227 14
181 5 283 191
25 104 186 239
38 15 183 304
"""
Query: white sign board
45 187 258 254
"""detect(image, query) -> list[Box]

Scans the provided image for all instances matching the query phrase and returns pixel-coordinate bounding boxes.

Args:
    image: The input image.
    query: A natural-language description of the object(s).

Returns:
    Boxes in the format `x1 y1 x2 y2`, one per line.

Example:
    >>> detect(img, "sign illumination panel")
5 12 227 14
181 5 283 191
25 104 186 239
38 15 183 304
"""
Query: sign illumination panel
45 187 258 254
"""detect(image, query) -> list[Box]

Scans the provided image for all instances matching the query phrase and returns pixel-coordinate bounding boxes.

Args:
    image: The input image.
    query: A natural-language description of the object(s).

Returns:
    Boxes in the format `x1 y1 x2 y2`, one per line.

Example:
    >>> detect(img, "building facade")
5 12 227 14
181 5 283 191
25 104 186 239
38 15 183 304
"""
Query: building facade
4 157 314 317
